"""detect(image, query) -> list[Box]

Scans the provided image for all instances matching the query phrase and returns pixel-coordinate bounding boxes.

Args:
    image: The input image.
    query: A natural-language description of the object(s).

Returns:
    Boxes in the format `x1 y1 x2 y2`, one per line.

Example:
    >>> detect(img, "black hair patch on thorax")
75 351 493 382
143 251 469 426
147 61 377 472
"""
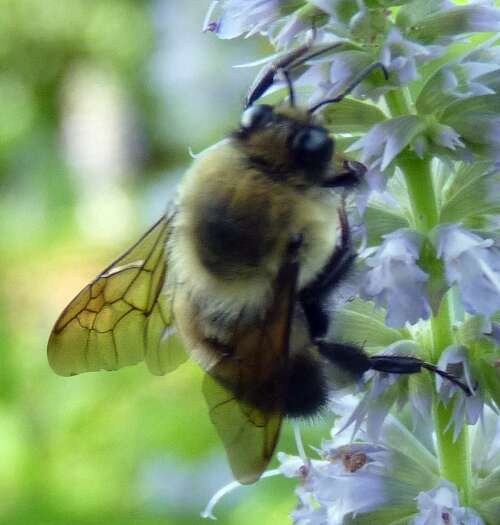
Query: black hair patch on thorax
193 192 277 279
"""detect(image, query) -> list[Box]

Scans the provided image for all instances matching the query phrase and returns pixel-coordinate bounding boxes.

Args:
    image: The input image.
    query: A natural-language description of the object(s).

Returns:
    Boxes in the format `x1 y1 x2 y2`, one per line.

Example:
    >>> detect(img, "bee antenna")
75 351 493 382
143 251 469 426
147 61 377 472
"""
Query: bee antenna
308 62 389 113
245 41 344 108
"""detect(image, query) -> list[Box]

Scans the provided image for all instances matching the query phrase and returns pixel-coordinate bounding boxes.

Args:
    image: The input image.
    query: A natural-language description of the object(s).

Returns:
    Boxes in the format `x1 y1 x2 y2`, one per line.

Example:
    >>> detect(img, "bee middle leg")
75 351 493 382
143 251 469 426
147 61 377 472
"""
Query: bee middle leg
299 205 356 340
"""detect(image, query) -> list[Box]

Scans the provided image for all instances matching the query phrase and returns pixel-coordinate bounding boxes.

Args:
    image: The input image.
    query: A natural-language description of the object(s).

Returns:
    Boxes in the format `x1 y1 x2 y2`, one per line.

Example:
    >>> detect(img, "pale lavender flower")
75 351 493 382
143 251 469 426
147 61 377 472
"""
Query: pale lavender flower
427 123 465 151
201 2 500 523
441 98 500 162
337 372 399 442
361 229 431 327
319 50 375 102
414 481 485 525
204 0 318 45
364 166 392 194
415 58 499 118
203 0 283 39
436 346 482 440
268 406 500 524
350 111 490 167
273 10 308 48
444 61 497 99
350 116 427 171
280 443 391 525
380 28 443 87
456 3 500 34
434 224 500 317
334 341 425 441
280 414 439 524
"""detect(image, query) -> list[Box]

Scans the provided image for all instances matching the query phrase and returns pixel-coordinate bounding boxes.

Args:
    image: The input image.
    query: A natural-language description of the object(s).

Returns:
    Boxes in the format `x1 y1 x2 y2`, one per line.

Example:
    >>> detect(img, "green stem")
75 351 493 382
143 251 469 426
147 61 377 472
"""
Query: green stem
431 299 472 503
397 155 439 233
404 157 471 501
385 88 413 118
433 383 472 504
384 90 472 502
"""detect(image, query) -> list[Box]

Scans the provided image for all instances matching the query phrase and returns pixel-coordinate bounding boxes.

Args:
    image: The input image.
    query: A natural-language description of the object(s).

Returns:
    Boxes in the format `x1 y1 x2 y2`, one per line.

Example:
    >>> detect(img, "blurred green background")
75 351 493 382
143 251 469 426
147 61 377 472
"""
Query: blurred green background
0 1 332 524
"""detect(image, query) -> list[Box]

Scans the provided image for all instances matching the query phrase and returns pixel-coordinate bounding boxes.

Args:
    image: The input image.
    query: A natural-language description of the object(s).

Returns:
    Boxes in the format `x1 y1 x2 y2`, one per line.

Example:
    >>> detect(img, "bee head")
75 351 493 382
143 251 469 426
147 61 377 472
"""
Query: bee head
233 103 335 186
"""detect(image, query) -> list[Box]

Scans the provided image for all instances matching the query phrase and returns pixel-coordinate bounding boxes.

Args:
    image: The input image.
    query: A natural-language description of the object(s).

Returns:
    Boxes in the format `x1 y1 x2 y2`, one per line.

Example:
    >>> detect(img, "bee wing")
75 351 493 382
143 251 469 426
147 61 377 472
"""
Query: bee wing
48 212 187 377
202 249 300 484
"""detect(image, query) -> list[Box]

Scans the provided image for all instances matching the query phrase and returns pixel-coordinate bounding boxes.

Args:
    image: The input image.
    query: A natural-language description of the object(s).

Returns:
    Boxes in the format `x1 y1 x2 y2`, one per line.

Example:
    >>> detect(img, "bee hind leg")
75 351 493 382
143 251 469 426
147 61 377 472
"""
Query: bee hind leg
299 205 355 340
284 352 330 418
316 342 473 396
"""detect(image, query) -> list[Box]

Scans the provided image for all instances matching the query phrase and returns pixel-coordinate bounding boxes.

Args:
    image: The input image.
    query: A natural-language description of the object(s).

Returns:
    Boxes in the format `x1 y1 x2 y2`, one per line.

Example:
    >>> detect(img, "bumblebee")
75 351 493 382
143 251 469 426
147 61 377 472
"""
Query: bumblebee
48 44 470 484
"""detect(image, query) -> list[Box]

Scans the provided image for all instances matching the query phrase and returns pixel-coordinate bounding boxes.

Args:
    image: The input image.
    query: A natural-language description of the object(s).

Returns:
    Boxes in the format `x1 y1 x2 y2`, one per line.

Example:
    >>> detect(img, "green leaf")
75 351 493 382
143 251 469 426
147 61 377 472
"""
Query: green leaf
456 315 490 347
479 361 500 410
440 162 500 223
441 94 500 125
324 98 387 134
334 299 404 350
416 64 474 117
364 205 409 246
381 416 439 478
348 505 417 525
476 497 500 525
401 5 500 44
396 0 447 31
475 467 500 502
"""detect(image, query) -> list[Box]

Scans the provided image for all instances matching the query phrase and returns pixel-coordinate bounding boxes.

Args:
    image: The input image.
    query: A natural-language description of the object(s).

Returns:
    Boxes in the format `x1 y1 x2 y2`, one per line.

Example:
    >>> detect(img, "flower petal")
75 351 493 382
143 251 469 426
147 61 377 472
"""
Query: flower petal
351 116 427 171
361 229 431 327
434 224 500 317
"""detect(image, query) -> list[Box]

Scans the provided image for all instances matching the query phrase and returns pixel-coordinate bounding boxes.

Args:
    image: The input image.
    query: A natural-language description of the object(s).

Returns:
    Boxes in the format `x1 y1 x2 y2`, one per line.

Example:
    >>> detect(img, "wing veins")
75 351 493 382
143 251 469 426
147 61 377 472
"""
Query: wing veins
48 213 184 378
84 244 159 331
54 215 171 333
210 395 237 413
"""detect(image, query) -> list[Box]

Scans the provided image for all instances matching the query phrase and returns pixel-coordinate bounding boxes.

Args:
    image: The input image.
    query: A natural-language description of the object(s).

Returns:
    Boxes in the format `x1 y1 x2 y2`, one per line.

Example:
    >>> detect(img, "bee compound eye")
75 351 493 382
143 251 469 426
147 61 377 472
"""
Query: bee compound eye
240 104 274 129
292 128 333 167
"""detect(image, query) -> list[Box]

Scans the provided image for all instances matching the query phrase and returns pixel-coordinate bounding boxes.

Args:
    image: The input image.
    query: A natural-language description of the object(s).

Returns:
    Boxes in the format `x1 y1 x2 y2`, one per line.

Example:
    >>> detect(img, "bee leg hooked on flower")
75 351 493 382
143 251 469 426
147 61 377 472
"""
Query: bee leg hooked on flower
369 355 473 396
321 158 367 190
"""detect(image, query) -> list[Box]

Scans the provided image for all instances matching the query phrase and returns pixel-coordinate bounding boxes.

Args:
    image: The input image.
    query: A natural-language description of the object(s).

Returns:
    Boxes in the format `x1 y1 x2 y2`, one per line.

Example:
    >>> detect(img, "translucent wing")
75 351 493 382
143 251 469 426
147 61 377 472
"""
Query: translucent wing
48 212 187 377
202 248 300 484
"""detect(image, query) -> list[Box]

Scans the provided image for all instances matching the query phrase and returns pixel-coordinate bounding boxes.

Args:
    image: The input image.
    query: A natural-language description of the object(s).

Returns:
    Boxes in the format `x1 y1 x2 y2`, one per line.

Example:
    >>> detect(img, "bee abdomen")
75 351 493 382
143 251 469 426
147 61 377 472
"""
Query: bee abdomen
193 196 277 279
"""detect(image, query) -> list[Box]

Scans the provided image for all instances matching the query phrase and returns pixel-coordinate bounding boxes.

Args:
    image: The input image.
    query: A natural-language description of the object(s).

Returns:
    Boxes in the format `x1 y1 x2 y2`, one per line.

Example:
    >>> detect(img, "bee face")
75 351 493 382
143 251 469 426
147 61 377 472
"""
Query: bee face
234 104 334 186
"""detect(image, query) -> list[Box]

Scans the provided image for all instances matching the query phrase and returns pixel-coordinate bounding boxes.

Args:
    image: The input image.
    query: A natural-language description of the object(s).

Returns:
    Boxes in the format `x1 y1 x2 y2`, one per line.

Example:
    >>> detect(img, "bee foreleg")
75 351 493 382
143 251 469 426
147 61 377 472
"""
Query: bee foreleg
299 206 355 339
321 160 367 190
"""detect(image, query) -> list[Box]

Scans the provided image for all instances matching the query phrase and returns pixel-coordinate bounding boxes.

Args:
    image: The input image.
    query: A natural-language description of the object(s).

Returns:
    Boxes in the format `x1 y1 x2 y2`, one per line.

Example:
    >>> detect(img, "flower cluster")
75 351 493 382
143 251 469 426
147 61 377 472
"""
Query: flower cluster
279 406 500 525
205 1 500 523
